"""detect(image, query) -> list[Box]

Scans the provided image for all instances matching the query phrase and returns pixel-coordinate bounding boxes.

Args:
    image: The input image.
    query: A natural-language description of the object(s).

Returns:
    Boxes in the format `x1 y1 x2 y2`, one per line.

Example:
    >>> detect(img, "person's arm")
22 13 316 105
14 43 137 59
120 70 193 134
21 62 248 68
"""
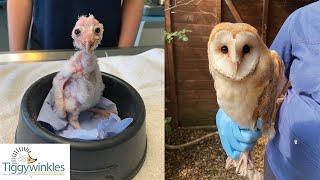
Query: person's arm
270 13 295 103
118 0 144 48
7 0 33 51
270 14 295 81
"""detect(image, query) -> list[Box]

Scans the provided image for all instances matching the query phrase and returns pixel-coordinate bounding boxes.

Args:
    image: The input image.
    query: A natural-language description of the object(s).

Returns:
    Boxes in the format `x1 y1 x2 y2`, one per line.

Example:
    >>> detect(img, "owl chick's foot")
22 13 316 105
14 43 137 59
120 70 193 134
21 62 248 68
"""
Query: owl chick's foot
235 151 254 177
69 110 81 129
69 119 81 129
89 108 118 119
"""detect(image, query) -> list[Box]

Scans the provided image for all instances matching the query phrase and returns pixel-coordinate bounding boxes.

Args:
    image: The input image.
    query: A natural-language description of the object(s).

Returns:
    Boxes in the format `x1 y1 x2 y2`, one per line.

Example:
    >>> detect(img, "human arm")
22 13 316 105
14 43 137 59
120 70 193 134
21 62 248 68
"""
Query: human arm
7 0 33 51
118 0 144 48
270 14 295 81
270 14 296 104
216 108 262 159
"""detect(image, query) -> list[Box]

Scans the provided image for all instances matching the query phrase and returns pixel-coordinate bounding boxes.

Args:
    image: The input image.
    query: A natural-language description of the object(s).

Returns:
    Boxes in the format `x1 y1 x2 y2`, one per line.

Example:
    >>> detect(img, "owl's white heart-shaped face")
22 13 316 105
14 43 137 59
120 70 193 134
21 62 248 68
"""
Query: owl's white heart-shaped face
208 29 261 80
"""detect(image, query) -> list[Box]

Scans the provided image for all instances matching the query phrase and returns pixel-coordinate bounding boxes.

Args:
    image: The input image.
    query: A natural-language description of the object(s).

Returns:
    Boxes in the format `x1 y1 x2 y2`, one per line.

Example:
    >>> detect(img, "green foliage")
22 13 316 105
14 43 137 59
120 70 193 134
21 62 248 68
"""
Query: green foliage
165 117 172 135
164 29 192 44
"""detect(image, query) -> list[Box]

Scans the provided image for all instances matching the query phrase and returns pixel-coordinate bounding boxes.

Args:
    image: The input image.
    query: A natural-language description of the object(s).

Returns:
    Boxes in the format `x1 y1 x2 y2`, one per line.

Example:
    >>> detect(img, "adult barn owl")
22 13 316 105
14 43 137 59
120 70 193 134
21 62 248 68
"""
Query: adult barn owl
208 23 287 179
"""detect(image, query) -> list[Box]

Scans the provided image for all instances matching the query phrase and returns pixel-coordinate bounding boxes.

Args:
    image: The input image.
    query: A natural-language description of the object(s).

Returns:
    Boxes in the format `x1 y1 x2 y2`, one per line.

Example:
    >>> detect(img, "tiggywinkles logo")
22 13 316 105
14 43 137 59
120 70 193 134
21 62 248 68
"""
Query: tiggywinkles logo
0 144 70 180
2 146 65 177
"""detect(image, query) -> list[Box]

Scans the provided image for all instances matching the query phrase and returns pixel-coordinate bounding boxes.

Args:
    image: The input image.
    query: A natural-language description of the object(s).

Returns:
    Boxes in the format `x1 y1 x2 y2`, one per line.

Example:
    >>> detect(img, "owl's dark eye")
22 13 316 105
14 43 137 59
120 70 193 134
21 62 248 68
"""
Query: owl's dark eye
243 45 250 54
95 27 101 34
221 46 228 54
74 29 81 35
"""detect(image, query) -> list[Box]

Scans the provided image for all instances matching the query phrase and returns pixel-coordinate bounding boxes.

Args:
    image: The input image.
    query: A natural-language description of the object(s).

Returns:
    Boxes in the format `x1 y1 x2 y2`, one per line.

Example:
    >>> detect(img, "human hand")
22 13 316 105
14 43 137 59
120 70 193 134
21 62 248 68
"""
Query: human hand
216 108 262 159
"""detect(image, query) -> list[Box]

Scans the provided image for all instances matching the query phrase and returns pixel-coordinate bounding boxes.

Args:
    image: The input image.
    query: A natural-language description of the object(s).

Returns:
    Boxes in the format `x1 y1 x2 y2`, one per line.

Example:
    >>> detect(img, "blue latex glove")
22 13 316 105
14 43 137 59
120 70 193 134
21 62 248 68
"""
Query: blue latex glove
216 108 262 160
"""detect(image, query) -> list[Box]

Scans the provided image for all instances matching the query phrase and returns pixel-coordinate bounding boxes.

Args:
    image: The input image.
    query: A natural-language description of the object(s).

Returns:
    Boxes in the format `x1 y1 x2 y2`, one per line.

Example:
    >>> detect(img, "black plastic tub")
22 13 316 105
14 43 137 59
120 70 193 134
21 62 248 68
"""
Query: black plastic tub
15 72 147 180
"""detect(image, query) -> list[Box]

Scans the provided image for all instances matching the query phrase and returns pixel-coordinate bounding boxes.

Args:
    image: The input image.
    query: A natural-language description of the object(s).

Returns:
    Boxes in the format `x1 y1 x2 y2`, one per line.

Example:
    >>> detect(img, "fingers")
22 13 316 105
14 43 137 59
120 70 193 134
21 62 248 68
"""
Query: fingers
232 122 262 143
276 97 284 105
215 108 262 160
257 118 262 129
233 128 262 144
228 133 257 152
219 135 241 160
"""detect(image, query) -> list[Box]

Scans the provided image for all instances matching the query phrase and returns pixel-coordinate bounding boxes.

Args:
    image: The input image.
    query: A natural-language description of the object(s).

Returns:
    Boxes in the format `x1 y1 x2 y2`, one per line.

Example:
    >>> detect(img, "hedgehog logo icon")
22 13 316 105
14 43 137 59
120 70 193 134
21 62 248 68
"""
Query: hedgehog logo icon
11 147 37 165
27 154 37 164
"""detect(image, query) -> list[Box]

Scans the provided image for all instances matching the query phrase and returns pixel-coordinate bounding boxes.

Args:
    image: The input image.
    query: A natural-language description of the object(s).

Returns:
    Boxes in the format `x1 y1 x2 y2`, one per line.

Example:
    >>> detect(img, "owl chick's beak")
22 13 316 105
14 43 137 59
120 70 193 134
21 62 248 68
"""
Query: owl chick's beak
85 41 94 53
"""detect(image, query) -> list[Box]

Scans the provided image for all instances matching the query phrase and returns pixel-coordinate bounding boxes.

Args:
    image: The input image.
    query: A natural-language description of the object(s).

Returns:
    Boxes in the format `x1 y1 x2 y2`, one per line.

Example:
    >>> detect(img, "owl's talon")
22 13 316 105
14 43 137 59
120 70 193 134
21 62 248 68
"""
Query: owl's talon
234 152 254 177
90 108 117 119
225 157 236 170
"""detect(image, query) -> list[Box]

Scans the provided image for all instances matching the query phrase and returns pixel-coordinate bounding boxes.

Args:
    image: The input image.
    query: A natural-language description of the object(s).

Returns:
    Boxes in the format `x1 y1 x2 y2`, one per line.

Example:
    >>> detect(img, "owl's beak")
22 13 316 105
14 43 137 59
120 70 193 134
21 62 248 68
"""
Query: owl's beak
231 49 241 73
233 61 240 73
233 63 238 73
85 41 94 53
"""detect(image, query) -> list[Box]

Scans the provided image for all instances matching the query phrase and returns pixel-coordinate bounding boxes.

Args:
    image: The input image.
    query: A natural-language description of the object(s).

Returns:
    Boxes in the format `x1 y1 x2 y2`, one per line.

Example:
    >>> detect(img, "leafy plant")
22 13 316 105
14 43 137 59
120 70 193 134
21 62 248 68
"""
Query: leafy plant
165 117 172 135
164 29 192 43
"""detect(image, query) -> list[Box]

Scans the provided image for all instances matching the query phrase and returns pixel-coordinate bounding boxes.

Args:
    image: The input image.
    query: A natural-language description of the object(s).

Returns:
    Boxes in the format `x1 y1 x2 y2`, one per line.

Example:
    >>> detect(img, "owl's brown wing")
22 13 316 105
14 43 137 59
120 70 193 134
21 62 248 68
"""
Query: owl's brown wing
258 50 287 138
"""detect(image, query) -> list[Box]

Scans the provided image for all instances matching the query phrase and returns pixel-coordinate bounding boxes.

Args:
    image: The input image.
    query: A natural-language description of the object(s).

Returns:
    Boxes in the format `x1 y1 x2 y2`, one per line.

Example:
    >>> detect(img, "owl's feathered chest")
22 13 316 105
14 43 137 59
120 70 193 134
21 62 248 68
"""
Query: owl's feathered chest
212 62 271 130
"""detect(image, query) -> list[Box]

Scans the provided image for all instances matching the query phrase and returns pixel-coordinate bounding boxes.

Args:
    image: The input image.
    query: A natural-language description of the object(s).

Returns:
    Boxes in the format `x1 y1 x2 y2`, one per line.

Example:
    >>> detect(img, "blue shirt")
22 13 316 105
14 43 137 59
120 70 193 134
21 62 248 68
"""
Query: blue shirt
31 0 121 50
267 1 320 179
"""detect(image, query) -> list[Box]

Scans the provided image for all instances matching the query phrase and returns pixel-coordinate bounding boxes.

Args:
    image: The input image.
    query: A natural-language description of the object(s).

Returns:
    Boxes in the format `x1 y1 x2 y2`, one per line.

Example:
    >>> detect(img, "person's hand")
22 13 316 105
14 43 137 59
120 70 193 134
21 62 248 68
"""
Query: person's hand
216 108 262 159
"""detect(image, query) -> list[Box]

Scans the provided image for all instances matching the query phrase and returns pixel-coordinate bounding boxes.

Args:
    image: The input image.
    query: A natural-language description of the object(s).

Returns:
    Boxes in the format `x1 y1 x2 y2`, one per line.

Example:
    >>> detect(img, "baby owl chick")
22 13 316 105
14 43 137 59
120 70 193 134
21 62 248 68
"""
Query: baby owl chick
52 15 111 129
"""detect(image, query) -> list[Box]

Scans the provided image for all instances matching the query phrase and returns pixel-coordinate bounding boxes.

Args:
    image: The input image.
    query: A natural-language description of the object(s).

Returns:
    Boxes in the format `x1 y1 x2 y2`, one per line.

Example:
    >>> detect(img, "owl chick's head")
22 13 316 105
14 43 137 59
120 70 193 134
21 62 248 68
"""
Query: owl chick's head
72 14 104 53
208 23 265 80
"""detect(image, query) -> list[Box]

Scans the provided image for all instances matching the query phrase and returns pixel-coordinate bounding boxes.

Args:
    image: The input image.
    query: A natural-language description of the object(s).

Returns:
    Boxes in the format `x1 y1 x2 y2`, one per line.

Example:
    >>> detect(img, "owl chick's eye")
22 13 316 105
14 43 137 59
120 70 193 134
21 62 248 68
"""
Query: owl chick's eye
95 27 101 34
74 29 81 36
243 45 250 54
221 46 228 54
